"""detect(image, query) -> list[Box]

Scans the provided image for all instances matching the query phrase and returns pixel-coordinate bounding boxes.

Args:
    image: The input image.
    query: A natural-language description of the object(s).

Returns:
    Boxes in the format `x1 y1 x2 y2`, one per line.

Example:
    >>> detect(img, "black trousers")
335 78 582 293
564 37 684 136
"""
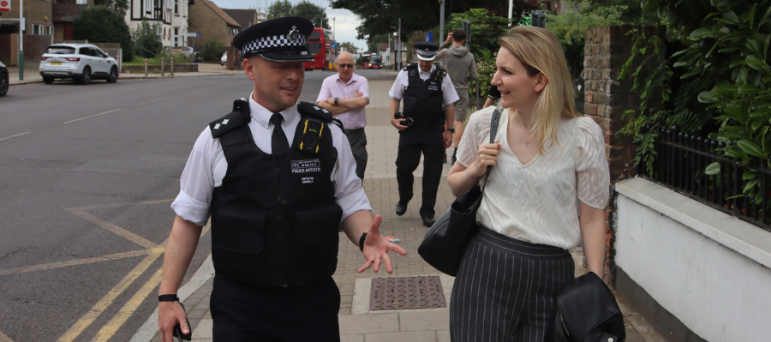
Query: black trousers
395 124 445 218
211 275 341 342
450 227 575 342
344 128 368 180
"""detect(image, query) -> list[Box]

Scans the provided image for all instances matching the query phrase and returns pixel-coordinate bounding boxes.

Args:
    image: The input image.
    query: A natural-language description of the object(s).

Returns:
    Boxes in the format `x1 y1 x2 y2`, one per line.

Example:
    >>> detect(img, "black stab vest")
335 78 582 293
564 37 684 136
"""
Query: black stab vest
402 63 446 124
208 100 342 286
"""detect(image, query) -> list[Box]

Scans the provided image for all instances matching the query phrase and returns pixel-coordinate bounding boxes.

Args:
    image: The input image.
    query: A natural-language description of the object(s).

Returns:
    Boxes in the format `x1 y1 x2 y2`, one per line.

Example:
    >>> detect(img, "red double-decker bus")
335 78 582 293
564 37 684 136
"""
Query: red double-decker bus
361 54 382 69
305 28 335 71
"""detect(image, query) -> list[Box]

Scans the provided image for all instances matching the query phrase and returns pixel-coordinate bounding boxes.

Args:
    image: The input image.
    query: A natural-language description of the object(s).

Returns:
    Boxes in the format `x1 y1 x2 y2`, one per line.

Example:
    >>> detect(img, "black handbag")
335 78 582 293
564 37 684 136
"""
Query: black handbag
544 272 626 342
418 109 501 276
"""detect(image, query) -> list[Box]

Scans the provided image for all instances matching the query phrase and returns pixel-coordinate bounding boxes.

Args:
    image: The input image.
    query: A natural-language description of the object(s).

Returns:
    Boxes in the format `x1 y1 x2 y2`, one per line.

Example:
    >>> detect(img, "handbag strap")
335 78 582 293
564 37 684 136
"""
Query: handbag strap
479 109 502 193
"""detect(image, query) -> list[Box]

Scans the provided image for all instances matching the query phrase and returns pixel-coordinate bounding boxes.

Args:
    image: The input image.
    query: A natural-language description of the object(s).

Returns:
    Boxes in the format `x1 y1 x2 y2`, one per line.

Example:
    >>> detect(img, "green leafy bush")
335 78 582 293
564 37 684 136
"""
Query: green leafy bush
202 40 226 62
132 20 162 58
73 6 134 61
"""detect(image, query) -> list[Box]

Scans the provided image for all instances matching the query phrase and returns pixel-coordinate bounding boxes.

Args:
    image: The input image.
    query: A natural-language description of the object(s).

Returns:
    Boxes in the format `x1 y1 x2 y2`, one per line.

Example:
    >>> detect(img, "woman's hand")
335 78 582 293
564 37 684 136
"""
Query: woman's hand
470 143 501 177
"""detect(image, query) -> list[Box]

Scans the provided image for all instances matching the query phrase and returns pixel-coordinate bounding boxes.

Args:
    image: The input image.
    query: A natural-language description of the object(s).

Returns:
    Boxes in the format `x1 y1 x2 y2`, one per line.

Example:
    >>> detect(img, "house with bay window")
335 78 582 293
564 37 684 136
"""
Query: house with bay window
124 0 190 48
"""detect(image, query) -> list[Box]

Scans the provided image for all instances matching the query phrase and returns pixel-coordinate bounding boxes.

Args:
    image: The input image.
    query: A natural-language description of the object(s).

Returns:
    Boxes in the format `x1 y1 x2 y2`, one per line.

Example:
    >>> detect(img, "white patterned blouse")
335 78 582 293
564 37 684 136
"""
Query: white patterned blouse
456 106 610 250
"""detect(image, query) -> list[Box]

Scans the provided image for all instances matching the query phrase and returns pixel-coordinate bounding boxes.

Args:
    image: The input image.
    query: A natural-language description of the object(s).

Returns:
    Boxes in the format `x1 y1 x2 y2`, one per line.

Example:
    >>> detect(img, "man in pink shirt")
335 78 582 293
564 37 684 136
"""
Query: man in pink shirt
317 51 370 179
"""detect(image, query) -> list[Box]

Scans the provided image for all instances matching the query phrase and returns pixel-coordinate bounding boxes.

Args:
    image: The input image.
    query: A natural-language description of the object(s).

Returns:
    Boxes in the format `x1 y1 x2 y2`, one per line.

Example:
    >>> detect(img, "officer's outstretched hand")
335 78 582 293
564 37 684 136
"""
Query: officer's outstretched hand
159 301 190 342
358 215 407 274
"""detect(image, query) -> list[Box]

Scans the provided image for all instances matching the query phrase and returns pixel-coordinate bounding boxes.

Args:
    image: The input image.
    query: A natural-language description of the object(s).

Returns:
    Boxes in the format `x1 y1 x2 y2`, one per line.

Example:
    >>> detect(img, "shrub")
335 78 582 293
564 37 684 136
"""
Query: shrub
132 20 162 58
73 6 134 61
202 40 226 62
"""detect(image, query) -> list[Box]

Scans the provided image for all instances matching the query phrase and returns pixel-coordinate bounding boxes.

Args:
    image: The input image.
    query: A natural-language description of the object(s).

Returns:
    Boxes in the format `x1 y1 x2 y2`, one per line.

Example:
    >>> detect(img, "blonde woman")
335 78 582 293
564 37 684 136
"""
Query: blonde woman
447 26 610 341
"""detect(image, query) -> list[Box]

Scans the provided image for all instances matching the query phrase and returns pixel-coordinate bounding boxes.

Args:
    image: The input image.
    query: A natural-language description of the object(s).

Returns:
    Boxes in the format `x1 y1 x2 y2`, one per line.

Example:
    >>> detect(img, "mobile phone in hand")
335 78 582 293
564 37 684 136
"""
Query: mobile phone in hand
173 303 192 341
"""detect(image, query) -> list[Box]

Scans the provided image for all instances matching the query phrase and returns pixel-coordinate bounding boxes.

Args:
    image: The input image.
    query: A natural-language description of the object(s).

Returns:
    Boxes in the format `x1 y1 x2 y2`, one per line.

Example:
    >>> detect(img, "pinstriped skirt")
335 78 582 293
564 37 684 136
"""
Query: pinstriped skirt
450 227 575 342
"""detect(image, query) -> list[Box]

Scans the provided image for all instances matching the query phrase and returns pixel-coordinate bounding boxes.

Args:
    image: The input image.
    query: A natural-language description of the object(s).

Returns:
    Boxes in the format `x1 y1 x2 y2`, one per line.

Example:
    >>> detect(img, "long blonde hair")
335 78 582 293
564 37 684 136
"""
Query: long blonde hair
498 26 580 155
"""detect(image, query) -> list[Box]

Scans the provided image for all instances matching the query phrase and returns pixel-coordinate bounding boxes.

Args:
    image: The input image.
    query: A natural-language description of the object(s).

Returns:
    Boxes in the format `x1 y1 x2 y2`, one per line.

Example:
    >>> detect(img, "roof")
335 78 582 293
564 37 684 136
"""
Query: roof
223 9 257 29
199 0 241 27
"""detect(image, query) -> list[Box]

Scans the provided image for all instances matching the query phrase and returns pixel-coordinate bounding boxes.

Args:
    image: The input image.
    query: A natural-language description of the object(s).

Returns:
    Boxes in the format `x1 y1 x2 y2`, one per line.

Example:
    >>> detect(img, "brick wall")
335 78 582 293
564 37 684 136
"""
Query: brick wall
187 2 231 50
583 25 666 286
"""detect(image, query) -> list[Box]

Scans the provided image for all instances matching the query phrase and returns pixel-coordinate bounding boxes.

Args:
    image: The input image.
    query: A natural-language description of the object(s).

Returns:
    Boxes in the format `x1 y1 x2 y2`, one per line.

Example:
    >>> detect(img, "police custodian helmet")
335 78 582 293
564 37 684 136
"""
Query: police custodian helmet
232 16 315 63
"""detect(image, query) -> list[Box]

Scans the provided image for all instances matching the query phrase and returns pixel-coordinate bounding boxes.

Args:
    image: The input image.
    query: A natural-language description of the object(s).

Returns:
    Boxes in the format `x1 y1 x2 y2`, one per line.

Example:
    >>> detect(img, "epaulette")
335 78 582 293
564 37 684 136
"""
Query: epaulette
297 101 344 129
209 98 250 138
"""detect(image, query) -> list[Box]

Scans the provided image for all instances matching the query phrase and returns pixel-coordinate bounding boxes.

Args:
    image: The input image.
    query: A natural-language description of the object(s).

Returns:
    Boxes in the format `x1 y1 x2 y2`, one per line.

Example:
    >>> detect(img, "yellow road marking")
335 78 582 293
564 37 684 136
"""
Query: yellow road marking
57 250 163 342
0 330 14 342
67 208 158 249
85 223 210 341
0 248 162 276
72 199 174 211
90 267 163 342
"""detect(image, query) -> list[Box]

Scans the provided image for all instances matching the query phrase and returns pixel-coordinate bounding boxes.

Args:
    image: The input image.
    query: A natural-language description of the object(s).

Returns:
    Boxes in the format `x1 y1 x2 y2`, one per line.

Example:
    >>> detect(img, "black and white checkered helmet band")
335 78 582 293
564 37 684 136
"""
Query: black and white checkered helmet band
416 49 436 58
241 34 307 55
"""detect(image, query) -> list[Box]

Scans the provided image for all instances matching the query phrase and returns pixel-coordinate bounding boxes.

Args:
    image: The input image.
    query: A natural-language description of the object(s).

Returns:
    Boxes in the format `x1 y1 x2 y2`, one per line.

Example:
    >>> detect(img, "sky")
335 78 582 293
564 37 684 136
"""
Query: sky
211 0 368 51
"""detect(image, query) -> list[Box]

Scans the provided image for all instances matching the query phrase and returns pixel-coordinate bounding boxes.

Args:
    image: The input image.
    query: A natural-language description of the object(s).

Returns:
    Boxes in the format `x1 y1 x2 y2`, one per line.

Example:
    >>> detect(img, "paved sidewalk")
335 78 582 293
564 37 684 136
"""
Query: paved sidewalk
7 63 234 86
138 75 664 342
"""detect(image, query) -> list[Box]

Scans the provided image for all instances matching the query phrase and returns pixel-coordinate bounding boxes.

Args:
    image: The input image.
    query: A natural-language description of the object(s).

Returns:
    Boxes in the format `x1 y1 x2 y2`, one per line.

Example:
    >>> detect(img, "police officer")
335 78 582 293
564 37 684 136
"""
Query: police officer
389 42 459 227
157 17 406 342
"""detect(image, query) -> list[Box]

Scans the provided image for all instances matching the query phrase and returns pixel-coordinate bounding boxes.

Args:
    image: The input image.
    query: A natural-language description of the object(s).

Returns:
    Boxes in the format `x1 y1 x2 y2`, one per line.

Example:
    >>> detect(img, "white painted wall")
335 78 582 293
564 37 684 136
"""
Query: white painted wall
616 178 771 342
124 0 189 48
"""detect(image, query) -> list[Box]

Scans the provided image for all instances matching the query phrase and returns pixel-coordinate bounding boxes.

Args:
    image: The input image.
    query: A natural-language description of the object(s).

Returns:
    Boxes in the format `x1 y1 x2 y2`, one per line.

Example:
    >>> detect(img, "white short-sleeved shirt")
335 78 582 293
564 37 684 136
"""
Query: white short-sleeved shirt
456 107 610 249
388 64 460 106
171 95 372 227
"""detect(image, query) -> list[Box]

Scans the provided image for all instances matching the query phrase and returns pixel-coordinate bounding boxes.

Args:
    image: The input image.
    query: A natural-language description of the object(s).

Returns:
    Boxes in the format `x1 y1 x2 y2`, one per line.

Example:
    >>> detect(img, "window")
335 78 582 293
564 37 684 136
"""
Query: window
49 26 54 36
76 0 87 4
78 47 92 56
145 0 152 12
174 0 178 15
45 46 75 55
167 0 173 10
174 28 179 47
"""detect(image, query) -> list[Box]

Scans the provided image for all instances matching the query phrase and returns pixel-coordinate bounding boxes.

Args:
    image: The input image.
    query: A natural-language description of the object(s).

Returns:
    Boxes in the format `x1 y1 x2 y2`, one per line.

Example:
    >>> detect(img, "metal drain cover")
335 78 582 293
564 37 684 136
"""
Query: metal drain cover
370 276 446 310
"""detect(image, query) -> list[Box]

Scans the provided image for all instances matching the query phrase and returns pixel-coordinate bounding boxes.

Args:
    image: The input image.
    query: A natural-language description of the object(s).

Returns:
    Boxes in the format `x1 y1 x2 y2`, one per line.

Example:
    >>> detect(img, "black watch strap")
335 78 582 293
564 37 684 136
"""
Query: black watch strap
158 294 179 302
359 232 367 252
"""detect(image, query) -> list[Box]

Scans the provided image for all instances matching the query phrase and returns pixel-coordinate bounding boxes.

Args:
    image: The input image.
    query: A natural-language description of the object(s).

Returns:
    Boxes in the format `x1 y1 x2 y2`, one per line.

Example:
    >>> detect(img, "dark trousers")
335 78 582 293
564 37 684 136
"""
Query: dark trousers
211 275 341 342
450 227 575 342
344 128 368 180
395 124 444 218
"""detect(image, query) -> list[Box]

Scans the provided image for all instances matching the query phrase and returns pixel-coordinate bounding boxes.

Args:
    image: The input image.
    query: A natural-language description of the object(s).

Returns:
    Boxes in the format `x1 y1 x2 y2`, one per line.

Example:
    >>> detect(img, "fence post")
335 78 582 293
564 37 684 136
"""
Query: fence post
144 58 148 77
161 57 165 77
171 57 174 77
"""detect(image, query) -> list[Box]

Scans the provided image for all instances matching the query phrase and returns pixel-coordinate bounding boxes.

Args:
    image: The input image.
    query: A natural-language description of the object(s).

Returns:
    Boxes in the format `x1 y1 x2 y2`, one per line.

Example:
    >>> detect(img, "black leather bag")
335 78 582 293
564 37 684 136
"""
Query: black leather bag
418 109 501 276
544 272 626 342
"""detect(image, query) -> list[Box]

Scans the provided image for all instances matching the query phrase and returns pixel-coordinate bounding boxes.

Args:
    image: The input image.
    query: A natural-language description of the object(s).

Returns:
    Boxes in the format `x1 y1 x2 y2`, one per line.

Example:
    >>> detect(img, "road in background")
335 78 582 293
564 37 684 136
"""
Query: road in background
0 69 385 342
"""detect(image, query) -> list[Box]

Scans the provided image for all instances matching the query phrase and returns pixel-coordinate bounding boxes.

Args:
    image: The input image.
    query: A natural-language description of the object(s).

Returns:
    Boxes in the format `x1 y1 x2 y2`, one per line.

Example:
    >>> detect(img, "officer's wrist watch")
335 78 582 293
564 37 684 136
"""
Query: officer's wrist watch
334 97 339 106
446 127 455 133
158 294 179 302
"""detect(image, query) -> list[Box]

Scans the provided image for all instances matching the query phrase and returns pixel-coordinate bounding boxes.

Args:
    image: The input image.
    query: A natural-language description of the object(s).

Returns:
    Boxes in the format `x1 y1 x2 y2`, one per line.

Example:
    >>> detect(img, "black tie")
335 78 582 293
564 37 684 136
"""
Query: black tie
270 113 290 155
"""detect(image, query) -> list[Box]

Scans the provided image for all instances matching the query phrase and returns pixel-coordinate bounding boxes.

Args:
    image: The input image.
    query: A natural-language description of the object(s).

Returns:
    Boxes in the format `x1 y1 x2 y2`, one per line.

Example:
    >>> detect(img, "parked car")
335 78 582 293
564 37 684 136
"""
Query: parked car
221 52 227 66
181 47 194 58
39 44 119 85
0 61 7 97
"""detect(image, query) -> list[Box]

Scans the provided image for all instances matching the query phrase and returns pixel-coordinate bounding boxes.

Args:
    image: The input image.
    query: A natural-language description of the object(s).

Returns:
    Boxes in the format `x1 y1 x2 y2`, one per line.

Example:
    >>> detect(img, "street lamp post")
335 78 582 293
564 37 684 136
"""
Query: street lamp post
332 17 335 40
19 0 24 80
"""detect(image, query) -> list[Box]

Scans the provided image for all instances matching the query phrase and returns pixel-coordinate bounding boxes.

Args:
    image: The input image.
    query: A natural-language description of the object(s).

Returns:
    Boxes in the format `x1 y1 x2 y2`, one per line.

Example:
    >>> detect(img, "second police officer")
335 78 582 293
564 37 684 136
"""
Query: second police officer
389 42 459 227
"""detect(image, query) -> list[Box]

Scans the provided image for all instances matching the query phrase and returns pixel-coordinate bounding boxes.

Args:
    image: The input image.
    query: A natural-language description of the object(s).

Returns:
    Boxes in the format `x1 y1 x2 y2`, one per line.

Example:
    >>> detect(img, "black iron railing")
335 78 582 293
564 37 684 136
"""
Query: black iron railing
639 126 771 232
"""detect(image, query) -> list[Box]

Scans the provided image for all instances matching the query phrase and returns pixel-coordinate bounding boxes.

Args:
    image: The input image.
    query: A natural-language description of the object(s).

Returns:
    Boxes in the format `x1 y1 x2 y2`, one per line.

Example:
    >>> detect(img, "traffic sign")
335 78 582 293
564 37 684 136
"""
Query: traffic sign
0 0 10 12
331 42 338 49
186 32 200 38
425 31 433 43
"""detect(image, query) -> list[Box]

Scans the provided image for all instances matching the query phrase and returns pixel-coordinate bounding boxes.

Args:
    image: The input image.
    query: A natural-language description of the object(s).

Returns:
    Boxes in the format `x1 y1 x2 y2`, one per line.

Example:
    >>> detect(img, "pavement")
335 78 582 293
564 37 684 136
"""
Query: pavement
125 71 665 342
6 62 237 86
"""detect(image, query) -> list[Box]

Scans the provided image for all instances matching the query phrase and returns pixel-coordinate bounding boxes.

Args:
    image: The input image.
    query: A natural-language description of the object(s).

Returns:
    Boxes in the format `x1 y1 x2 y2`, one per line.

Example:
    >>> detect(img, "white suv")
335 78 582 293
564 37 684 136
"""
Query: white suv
39 44 119 85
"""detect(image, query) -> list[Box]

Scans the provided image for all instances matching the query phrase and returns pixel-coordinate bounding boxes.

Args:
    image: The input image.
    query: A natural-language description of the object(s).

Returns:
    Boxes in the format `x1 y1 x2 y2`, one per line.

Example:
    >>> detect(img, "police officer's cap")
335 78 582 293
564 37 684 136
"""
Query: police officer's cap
415 42 439 61
232 16 315 62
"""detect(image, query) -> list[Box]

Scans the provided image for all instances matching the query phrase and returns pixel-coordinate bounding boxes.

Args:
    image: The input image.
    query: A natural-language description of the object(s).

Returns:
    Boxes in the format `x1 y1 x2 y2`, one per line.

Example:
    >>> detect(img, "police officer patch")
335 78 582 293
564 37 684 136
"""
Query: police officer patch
291 159 321 174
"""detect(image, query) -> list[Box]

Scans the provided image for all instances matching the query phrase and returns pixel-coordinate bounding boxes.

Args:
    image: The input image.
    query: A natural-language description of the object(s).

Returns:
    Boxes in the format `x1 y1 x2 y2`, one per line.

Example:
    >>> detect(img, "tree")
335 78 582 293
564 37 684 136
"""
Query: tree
366 33 392 53
73 6 134 61
292 1 330 29
545 0 627 80
330 0 536 42
111 0 129 16
132 20 162 58
268 0 294 19
339 42 359 53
